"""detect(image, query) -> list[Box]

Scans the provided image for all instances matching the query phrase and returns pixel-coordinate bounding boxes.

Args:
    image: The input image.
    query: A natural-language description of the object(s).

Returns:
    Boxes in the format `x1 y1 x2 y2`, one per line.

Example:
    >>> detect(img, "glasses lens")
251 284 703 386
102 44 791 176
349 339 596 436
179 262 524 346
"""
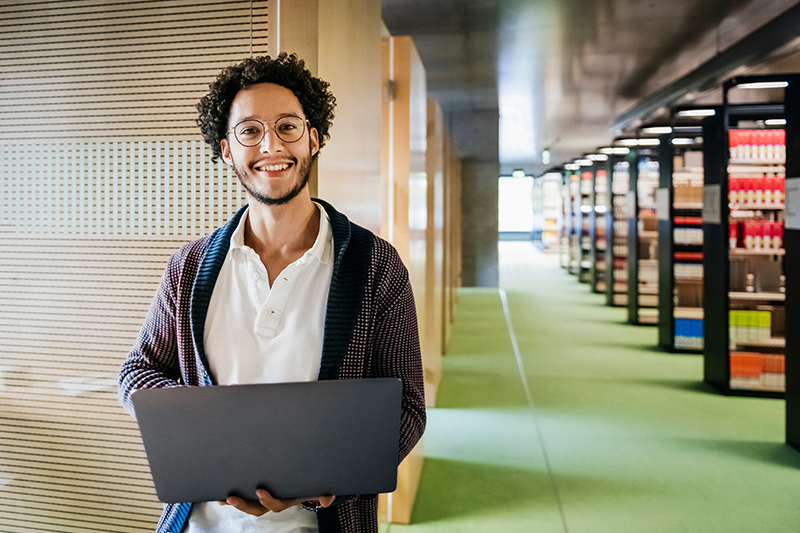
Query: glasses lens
274 116 305 143
234 120 265 147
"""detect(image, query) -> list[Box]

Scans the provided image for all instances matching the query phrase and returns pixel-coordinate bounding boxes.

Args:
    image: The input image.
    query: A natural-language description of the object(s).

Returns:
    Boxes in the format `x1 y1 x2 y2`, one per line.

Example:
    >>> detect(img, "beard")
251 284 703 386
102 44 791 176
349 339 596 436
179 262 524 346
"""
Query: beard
231 147 313 207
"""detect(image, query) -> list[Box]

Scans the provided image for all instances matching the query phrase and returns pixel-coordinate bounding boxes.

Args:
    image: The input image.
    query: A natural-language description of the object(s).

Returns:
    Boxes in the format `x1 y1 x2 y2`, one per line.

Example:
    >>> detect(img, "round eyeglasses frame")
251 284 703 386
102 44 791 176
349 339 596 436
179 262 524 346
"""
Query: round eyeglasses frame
227 116 309 147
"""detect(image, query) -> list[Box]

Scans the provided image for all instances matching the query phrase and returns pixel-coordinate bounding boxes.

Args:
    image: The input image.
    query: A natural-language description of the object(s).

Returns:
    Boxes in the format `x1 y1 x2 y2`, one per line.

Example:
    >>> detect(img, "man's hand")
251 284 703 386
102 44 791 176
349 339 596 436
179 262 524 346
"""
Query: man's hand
220 489 335 516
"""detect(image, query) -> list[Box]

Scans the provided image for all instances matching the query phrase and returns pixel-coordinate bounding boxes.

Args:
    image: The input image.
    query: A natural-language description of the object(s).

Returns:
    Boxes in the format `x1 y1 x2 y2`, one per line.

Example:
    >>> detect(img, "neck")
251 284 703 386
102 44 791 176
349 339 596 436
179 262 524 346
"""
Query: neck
243 189 319 259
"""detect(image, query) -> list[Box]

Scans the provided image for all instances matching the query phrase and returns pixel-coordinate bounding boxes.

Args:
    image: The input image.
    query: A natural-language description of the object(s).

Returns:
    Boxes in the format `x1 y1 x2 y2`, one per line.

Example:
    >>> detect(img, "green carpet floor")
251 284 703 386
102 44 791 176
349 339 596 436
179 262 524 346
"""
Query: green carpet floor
389 241 800 533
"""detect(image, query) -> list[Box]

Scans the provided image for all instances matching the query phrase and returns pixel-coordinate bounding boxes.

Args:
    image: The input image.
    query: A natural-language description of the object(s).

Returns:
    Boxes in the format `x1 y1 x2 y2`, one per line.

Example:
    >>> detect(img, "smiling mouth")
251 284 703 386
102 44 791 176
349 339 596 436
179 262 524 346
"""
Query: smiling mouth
254 162 291 172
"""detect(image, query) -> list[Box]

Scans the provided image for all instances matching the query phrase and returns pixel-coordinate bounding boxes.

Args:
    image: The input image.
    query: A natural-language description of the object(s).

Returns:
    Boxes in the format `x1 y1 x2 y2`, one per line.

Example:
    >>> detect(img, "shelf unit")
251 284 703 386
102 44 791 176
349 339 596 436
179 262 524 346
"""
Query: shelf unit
658 113 709 352
591 161 609 293
537 172 561 252
578 168 593 282
605 154 630 307
627 146 660 325
563 168 581 274
703 75 795 400
558 170 571 269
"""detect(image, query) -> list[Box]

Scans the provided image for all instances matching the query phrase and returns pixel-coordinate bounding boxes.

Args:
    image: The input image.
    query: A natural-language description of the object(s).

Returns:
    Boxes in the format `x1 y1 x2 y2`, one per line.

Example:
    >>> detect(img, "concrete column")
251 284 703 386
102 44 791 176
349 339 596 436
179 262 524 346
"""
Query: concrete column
449 108 499 287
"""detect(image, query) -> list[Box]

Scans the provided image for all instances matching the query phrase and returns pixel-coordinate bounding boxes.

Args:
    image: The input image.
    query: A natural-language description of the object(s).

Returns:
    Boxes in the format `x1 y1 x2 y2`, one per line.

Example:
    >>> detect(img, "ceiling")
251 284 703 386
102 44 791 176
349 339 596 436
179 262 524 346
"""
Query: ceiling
381 0 800 176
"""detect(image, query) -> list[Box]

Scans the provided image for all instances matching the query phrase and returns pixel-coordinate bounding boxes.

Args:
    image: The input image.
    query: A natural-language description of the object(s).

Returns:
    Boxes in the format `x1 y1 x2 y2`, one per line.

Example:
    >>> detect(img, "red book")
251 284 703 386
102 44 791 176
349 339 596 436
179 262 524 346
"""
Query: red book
774 223 783 249
745 178 755 205
729 130 740 159
674 252 703 261
765 176 775 204
757 130 767 159
728 176 740 203
744 221 754 250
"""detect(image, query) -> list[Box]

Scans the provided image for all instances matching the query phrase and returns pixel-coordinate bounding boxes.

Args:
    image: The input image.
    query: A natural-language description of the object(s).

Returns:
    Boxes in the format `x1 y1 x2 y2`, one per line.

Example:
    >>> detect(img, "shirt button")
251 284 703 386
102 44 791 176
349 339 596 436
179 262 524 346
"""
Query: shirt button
251 272 260 280
263 308 274 316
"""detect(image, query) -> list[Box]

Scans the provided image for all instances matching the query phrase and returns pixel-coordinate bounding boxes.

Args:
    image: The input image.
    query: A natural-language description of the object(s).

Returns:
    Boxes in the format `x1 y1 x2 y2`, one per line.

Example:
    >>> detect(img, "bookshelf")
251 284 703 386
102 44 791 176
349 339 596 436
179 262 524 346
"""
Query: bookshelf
565 168 581 274
605 153 630 307
658 112 709 352
627 146 660 325
579 168 593 283
591 160 609 293
559 170 571 269
539 172 561 251
703 75 794 400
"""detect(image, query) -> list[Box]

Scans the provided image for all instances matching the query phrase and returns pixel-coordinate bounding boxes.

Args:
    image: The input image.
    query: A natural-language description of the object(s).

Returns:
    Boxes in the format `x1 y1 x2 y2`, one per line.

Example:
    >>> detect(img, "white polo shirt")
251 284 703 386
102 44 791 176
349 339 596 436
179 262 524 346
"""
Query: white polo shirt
186 202 333 533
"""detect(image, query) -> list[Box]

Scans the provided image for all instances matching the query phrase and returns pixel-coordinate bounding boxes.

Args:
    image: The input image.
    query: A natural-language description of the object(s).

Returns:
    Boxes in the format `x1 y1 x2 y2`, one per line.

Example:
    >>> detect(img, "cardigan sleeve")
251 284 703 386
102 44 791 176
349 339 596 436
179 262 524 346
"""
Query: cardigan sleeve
118 248 187 417
369 239 426 464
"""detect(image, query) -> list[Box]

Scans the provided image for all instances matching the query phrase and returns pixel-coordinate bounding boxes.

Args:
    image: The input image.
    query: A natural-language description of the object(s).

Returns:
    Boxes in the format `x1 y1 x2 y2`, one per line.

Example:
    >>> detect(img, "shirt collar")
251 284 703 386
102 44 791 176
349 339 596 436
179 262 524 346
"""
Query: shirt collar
229 202 332 265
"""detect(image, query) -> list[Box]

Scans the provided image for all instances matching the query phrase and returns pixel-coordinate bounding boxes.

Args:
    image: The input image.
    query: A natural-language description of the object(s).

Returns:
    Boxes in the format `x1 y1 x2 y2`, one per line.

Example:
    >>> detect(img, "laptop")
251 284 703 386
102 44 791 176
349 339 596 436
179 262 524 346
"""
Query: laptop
131 378 402 504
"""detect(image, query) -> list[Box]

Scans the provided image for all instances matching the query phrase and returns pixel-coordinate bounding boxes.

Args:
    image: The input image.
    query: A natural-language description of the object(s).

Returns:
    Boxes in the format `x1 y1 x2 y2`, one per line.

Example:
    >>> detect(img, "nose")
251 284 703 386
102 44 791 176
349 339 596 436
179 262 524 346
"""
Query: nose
259 126 284 153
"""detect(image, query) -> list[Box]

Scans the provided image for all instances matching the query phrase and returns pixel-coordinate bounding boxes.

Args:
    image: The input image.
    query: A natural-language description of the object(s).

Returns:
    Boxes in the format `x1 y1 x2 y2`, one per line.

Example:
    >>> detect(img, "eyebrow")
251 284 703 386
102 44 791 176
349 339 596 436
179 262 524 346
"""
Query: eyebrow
234 113 304 123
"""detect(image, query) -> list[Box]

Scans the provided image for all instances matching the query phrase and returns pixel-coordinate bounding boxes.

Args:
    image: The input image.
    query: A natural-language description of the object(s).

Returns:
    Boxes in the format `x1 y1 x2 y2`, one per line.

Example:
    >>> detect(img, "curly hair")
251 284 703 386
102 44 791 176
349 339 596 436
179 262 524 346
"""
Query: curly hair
197 53 336 163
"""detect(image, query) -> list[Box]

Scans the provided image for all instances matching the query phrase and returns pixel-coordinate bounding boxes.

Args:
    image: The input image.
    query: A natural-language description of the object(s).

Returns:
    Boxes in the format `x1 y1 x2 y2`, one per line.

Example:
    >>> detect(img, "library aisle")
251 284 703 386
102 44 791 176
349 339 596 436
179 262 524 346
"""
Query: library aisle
389 241 800 533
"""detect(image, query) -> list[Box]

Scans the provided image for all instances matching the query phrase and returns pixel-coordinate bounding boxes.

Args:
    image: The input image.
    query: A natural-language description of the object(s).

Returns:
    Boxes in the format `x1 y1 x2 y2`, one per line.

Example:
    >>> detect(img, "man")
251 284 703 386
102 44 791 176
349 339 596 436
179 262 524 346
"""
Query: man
118 53 426 533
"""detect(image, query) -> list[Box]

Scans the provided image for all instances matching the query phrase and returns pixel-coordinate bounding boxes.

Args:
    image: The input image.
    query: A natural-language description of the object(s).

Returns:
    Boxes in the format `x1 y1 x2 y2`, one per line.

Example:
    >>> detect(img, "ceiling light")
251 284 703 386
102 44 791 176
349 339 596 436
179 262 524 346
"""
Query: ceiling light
598 147 630 155
765 119 787 126
512 169 526 178
616 138 660 146
735 81 788 89
564 163 580 171
576 159 593 166
677 109 716 117
641 126 672 135
671 138 695 145
588 154 608 161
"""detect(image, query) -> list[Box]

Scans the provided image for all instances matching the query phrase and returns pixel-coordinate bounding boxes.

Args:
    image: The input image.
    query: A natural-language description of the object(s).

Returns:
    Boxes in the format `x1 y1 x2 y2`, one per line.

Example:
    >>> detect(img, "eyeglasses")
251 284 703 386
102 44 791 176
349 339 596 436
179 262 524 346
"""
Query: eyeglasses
227 116 308 146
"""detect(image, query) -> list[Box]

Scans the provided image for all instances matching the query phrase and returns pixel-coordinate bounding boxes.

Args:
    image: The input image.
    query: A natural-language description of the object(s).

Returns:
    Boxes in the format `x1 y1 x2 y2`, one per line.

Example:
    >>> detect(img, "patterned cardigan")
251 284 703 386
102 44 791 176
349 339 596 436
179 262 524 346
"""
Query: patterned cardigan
118 199 426 533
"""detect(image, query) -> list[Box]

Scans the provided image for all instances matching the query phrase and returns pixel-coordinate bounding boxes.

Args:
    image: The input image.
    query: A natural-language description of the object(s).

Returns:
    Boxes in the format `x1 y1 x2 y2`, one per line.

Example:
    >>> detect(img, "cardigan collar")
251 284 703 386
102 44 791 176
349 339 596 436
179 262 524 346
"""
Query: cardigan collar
189 199 352 384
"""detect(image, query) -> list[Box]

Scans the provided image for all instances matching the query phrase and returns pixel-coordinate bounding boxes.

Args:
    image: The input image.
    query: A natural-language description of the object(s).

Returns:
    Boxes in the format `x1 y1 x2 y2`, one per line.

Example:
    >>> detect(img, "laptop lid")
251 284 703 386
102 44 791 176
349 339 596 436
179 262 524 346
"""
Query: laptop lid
130 378 402 503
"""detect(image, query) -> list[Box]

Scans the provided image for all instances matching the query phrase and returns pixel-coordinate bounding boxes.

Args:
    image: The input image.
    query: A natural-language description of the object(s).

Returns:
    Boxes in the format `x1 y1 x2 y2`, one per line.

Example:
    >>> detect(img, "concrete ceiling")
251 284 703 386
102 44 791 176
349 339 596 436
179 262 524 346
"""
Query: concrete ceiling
381 0 800 176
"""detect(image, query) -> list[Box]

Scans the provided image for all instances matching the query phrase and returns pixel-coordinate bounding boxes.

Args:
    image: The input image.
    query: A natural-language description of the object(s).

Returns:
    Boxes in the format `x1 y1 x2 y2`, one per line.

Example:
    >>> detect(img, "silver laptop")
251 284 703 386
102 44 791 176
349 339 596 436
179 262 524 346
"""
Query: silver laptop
131 378 402 503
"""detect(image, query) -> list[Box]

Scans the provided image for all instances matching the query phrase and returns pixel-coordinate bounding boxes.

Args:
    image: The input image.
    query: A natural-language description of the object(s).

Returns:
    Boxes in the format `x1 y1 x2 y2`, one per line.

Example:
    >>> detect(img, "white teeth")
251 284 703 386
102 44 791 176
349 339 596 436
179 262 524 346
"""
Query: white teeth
258 163 289 172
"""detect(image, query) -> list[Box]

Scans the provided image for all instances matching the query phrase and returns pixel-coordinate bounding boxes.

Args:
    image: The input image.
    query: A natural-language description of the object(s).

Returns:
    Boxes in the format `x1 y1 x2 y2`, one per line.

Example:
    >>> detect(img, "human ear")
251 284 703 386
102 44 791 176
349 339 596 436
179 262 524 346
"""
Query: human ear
309 127 320 157
220 138 233 165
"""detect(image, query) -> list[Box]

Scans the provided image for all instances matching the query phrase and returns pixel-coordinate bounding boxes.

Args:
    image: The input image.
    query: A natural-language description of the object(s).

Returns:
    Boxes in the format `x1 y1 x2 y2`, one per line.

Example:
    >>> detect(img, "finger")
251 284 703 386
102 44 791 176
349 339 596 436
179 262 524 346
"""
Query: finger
256 489 304 513
256 489 286 512
318 495 335 508
226 495 269 516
